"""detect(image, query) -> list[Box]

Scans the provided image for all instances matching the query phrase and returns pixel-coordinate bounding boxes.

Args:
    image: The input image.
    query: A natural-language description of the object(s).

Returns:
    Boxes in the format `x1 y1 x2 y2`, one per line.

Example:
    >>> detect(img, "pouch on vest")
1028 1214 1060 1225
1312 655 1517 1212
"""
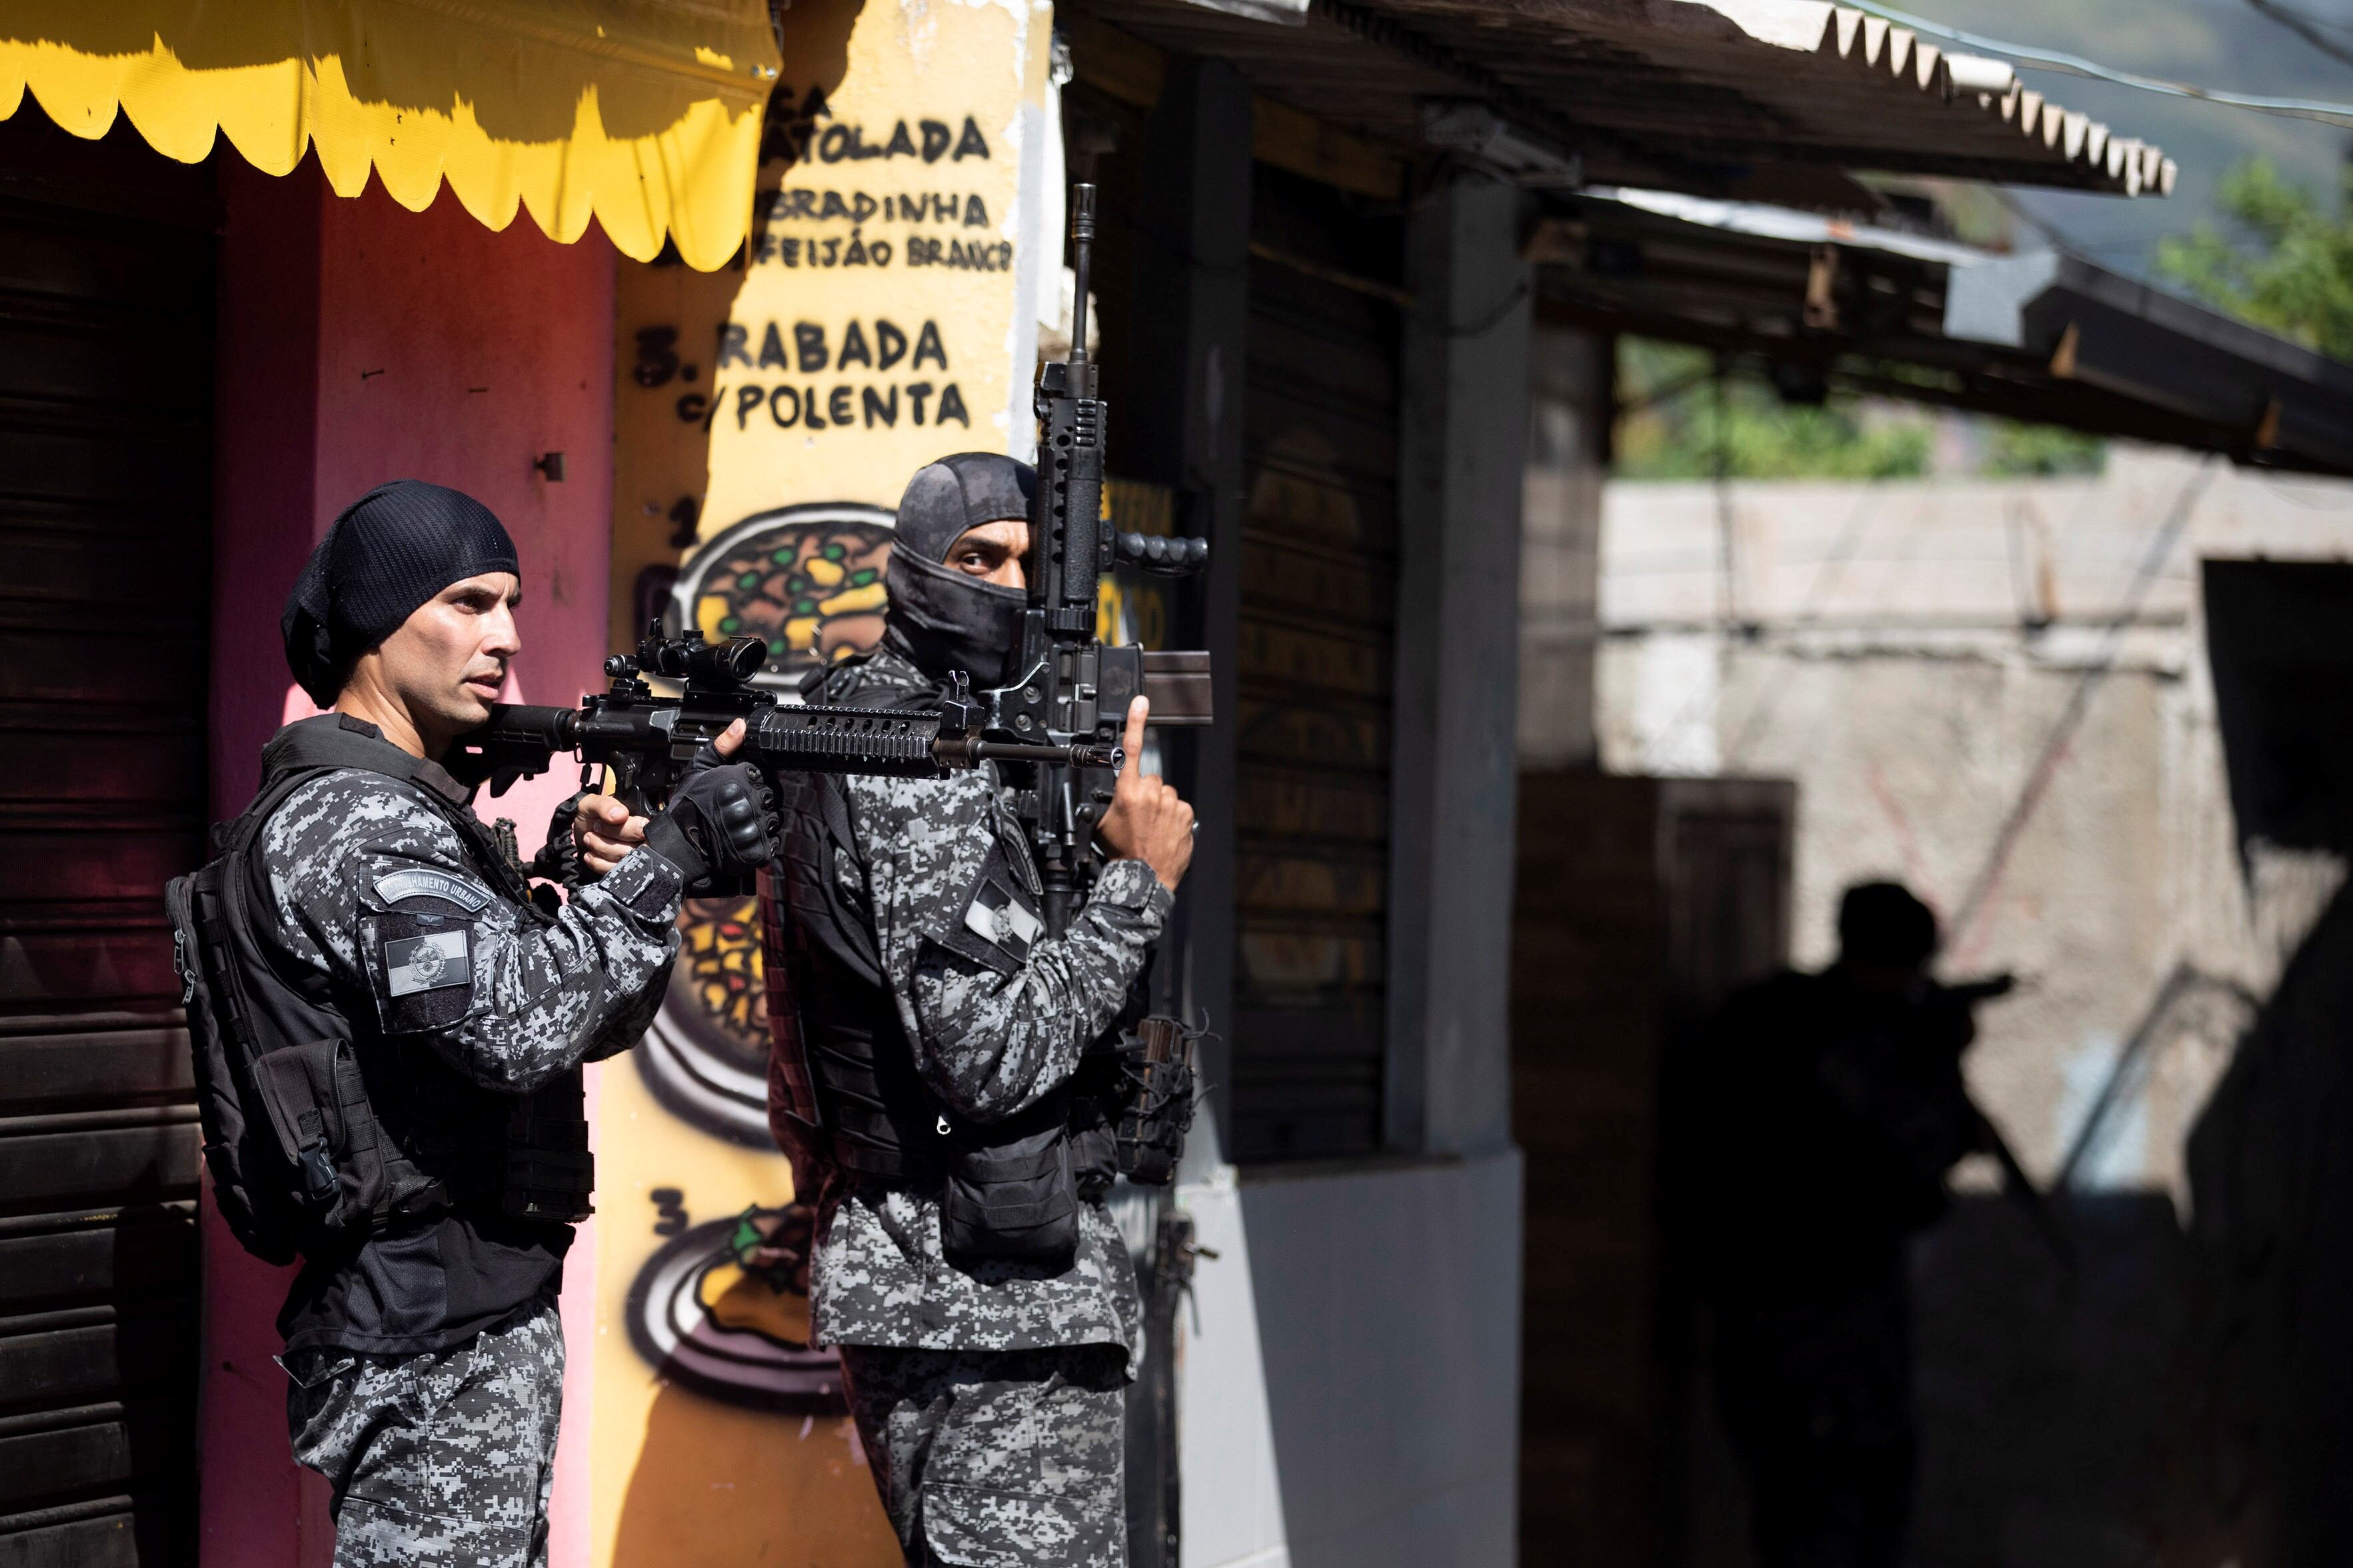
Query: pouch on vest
1066 1050 1121 1203
167 772 392 1263
168 865 303 1265
1113 1016 1200 1186
939 1098 1080 1270
249 1038 385 1240
500 1073 595 1223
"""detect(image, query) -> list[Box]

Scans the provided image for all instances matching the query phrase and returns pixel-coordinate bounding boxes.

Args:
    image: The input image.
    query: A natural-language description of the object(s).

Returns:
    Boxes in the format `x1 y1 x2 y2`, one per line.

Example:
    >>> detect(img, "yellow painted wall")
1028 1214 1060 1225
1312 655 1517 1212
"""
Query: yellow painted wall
592 0 1053 1560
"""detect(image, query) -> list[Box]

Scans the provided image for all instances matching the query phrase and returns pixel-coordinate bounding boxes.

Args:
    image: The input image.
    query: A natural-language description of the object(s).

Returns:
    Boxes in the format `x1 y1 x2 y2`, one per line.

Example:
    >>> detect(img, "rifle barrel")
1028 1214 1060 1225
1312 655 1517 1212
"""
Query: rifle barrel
1067 184 1094 380
971 740 1121 768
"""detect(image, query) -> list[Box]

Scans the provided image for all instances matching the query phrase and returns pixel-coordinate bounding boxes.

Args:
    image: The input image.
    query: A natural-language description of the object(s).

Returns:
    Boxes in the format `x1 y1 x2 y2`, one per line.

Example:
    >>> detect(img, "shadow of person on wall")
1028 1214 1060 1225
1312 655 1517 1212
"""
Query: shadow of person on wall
1674 882 1994 1568
609 1379 899 1567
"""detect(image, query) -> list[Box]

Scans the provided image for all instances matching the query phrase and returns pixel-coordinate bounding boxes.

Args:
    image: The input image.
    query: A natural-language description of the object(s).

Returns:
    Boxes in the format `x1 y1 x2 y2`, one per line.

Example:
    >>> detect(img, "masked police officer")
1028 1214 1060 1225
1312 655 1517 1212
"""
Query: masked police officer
584 453 1196 1565
203 480 778 1567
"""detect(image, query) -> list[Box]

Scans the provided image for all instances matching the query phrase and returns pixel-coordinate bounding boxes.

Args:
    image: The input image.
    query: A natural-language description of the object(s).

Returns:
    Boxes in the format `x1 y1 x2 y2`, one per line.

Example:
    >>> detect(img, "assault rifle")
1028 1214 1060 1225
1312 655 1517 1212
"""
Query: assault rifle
446 623 1120 816
1001 182 1213 936
449 181 1213 906
1936 974 2076 1275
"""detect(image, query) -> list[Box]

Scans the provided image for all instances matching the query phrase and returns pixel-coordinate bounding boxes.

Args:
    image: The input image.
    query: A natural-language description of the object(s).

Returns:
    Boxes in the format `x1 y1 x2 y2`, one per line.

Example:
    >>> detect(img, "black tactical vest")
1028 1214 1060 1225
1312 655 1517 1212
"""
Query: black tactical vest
761 766 1099 1267
169 714 593 1265
760 766 941 1187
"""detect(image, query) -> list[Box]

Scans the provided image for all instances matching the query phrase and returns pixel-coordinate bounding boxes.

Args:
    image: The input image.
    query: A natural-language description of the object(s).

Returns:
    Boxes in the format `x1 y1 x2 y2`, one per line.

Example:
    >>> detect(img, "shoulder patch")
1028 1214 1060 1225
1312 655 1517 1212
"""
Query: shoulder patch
964 879 1042 959
363 910 479 1034
374 868 491 912
928 848 1045 978
384 928 472 996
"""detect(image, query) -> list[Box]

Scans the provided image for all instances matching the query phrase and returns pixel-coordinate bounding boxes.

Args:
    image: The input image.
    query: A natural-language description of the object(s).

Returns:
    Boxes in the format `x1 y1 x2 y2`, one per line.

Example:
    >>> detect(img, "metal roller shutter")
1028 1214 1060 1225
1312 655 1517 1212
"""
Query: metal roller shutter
1232 164 1404 1164
0 113 213 1567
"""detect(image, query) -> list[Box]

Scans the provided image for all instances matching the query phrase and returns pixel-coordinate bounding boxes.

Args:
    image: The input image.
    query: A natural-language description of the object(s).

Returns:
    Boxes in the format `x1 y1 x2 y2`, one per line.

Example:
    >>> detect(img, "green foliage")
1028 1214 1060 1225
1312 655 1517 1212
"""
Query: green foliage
1615 393 1934 480
2157 157 2353 361
1612 338 2103 481
1615 340 1931 480
1982 420 2106 477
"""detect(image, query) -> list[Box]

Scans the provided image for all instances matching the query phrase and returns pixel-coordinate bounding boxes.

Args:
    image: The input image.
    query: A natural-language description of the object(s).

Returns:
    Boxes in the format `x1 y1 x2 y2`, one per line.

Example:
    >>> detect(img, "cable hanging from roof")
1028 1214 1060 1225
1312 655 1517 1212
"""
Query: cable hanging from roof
1845 0 2353 129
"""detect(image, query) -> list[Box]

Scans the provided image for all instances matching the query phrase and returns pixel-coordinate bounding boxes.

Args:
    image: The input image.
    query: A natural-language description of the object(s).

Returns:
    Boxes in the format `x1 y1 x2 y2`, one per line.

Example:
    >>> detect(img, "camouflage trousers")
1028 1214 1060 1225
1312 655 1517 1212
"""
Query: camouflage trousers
281 1299 565 1568
839 1342 1129 1568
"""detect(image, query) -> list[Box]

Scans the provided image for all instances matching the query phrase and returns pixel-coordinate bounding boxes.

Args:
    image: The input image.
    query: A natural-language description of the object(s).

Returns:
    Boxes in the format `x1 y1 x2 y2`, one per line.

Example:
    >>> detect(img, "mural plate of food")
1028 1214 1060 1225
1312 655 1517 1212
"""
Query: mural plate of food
625 1209 844 1413
667 502 896 684
639 896 775 1148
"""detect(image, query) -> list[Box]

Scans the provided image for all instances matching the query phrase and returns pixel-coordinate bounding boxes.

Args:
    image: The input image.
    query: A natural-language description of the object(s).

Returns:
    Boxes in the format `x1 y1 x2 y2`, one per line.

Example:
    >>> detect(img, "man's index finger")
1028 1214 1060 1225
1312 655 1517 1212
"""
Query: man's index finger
1121 696 1149 776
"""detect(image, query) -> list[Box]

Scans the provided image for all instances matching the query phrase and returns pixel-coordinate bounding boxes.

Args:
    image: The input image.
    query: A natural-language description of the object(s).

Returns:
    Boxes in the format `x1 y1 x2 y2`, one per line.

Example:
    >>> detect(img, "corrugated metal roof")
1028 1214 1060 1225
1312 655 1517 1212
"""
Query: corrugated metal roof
1661 3 2173 195
1534 189 2353 474
1070 0 2172 203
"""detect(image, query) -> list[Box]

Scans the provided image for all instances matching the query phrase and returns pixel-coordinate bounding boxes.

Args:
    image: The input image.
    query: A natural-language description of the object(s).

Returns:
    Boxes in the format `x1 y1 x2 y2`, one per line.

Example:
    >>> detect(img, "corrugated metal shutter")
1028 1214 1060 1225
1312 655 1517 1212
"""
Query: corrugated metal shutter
1232 165 1404 1163
0 114 213 1567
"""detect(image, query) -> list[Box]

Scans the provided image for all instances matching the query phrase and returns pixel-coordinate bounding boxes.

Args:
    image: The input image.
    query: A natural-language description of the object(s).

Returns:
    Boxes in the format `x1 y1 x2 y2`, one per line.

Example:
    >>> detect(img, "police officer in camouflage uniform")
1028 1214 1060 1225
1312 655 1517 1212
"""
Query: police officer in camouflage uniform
590 454 1196 1565
246 481 779 1567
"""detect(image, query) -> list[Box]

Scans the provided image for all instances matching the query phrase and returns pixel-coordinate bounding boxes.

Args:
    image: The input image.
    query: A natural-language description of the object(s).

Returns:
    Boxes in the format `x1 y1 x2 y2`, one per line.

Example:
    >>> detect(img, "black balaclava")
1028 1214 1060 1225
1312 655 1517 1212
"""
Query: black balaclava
281 480 521 707
884 452 1034 689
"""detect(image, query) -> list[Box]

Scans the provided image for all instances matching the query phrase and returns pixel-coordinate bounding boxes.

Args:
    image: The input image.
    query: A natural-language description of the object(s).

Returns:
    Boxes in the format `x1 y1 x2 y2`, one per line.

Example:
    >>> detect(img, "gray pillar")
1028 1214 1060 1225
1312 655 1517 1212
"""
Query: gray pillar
1387 174 1533 1157
1129 58 1252 1172
1519 325 1610 768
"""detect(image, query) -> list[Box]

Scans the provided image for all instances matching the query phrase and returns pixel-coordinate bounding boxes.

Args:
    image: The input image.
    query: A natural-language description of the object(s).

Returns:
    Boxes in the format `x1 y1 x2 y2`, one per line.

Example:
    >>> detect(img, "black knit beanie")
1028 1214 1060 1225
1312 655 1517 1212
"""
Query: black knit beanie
281 480 520 706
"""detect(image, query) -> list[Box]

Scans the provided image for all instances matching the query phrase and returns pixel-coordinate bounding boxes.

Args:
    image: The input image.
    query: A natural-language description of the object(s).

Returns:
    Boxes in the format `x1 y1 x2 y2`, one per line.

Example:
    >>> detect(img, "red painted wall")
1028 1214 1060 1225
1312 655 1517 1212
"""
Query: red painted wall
203 155 617 1568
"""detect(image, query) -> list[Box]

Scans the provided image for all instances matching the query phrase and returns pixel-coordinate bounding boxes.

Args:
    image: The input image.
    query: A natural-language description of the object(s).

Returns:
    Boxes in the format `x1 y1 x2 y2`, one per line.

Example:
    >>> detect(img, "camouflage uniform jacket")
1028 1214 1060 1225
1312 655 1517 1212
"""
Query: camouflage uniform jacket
255 718 685 1353
804 648 1170 1362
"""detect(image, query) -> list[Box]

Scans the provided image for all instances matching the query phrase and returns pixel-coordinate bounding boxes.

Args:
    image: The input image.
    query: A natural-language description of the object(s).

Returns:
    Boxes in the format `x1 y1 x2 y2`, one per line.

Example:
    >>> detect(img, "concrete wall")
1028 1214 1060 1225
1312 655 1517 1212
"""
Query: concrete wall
202 155 616 1568
1589 446 2333 1192
1178 1154 1525 1568
1578 444 2353 1565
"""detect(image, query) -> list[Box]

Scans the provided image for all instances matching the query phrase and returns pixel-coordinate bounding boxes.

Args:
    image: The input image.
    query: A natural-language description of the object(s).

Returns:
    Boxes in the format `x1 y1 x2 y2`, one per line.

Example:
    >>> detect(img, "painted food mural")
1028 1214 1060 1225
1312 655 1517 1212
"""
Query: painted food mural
638 897 777 1150
624 510 901 1411
593 0 1053 1551
673 503 898 681
626 1209 840 1411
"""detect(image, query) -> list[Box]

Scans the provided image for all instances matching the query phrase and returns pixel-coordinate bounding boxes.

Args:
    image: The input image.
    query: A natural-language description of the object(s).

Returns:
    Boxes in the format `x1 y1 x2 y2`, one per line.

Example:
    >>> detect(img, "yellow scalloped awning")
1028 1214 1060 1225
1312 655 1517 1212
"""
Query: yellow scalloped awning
0 0 780 271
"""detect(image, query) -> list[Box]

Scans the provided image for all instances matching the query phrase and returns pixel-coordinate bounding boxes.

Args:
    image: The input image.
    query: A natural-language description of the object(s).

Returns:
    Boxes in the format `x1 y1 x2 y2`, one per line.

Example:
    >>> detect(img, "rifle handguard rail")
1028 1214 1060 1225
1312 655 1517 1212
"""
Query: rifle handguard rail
459 698 1121 793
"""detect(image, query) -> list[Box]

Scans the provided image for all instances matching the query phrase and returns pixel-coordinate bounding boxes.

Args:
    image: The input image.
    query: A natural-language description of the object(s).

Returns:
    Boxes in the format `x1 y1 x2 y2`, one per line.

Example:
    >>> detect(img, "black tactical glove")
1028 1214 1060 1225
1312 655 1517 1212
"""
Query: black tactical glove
643 763 781 895
531 791 586 887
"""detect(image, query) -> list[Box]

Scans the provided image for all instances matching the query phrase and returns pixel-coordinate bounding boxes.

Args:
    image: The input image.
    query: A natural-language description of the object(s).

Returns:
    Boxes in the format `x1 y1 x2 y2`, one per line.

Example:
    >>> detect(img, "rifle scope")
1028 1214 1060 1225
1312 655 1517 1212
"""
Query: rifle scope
633 632 767 688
